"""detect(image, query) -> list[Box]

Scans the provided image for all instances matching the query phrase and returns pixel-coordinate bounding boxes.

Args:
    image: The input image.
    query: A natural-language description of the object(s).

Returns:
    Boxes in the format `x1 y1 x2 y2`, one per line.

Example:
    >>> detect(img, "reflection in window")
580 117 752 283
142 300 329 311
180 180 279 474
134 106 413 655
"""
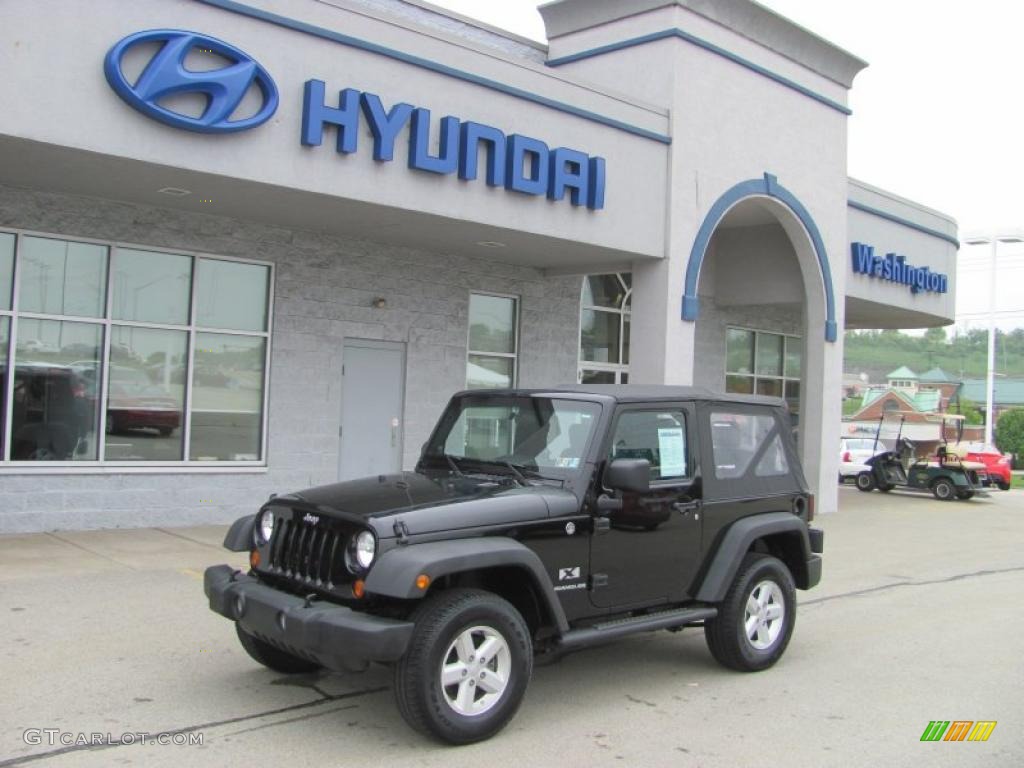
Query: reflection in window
190 333 266 461
610 410 688 481
113 248 192 325
11 319 101 461
105 327 187 461
196 259 270 332
466 294 517 389
0 230 272 465
0 233 14 310
579 272 631 384
19 237 107 317
710 411 785 480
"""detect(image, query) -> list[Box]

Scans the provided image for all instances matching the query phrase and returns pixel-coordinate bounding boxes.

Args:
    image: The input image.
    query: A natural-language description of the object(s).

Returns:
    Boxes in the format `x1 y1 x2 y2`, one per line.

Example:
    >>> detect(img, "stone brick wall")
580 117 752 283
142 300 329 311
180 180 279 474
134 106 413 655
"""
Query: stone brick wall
0 185 581 532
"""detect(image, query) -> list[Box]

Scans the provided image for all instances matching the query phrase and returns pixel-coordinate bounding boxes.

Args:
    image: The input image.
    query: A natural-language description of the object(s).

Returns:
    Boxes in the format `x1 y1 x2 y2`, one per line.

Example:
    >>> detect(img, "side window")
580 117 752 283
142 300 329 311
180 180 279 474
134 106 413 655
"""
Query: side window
710 410 789 479
609 410 688 481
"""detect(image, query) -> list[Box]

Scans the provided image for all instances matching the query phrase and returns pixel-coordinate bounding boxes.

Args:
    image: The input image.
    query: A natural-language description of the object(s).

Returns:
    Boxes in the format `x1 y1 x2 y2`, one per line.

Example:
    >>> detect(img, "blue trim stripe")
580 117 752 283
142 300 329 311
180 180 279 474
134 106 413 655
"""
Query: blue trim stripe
847 200 960 248
547 29 852 116
191 0 672 144
682 173 838 343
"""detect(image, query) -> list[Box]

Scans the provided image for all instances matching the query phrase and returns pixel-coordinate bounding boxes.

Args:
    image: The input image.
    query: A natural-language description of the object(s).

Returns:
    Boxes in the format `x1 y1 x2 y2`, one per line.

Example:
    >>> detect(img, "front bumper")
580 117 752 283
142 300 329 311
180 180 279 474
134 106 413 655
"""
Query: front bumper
204 565 414 670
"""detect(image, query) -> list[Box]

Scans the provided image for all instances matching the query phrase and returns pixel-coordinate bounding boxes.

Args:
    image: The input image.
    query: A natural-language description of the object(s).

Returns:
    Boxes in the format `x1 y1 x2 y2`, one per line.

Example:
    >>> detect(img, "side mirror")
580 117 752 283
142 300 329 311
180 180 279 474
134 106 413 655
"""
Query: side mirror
603 458 651 493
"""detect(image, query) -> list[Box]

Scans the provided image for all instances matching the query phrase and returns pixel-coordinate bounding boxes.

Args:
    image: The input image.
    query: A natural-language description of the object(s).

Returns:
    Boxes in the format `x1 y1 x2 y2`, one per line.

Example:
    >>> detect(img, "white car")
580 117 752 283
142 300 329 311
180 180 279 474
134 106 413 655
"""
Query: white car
839 437 881 481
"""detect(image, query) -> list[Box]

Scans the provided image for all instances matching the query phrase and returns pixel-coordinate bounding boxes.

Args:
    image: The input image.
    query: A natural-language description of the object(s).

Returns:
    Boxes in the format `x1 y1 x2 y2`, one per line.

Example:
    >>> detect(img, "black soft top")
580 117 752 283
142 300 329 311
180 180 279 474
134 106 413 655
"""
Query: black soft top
455 384 787 408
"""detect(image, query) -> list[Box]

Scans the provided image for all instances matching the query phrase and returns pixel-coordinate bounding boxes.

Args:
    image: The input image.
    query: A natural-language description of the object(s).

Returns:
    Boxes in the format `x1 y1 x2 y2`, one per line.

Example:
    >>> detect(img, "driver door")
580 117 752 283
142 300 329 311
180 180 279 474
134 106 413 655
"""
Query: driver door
588 404 703 609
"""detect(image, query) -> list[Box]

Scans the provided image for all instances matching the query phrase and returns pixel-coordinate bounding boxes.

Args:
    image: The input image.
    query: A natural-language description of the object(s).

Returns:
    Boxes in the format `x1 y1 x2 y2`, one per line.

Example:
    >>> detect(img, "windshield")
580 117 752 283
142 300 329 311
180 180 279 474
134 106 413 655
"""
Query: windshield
422 395 602 479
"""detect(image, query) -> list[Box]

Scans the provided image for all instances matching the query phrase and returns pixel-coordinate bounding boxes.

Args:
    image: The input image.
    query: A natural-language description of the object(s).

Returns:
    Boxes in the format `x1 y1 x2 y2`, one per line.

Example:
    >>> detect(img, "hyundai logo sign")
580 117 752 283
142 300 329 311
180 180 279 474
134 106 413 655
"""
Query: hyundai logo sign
104 29 278 134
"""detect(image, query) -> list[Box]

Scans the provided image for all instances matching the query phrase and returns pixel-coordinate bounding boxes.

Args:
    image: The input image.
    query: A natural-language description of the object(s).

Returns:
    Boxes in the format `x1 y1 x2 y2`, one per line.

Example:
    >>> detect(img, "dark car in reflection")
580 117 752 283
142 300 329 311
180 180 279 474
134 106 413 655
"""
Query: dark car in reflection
106 365 182 436
1 363 92 459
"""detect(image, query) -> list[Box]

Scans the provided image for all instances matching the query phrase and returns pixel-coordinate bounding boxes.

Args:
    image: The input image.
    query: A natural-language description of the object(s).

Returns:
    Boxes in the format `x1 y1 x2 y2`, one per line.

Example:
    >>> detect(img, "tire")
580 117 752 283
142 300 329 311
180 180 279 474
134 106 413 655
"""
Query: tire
956 490 974 500
996 480 1011 492
158 427 173 437
932 478 955 501
855 471 876 492
235 624 320 674
878 483 893 493
394 588 532 744
704 553 796 672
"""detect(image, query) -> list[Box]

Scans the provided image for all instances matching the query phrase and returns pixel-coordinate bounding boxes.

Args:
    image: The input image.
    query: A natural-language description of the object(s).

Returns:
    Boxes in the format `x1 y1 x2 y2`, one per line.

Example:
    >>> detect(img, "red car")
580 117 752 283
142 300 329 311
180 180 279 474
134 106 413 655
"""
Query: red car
953 443 1012 491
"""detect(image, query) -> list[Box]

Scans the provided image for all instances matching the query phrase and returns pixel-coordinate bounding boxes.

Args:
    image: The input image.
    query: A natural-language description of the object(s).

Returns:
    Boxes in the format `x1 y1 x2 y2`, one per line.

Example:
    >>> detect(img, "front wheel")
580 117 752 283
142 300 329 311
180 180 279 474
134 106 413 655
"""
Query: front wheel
855 471 876 492
394 589 532 744
704 553 796 672
996 480 1011 491
932 478 955 501
235 624 320 673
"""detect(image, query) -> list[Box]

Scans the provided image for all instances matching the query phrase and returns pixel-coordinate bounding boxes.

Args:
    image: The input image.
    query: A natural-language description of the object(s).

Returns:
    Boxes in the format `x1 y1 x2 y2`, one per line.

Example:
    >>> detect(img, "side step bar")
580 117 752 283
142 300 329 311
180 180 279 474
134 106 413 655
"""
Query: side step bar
559 606 718 649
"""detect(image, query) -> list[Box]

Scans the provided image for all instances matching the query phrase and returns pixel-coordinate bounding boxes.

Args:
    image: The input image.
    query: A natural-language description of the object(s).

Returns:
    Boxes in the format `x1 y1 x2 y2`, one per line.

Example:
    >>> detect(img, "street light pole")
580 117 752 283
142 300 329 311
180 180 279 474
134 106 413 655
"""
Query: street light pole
985 238 997 447
963 232 1024 447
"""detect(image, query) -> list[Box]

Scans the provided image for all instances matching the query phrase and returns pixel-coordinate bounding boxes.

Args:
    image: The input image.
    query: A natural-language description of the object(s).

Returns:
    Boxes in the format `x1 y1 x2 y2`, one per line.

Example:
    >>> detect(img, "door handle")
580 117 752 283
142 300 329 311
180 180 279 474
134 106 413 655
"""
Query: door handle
672 500 701 514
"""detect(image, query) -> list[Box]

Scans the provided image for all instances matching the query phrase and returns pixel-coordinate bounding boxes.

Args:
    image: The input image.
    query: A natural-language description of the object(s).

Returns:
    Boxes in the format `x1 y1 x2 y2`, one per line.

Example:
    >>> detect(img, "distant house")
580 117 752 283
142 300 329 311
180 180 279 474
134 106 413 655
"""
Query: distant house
850 366 945 422
956 378 1024 422
917 367 959 412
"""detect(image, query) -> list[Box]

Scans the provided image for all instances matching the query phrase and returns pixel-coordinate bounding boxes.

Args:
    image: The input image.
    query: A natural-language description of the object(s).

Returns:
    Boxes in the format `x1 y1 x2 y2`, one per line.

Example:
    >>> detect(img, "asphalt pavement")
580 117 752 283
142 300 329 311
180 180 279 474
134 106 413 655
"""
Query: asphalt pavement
1 486 1022 767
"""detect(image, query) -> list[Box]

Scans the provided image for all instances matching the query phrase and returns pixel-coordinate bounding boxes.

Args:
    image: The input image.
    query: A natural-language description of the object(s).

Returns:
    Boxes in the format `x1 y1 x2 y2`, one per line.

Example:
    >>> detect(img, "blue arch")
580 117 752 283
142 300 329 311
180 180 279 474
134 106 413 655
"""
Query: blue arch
681 173 838 342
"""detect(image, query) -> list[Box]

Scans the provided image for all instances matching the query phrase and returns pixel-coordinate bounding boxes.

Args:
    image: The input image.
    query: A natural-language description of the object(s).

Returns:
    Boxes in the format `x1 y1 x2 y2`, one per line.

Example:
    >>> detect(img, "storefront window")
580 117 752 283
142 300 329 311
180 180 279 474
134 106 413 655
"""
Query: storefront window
466 293 518 389
579 272 631 384
11 319 102 460
0 230 272 466
190 333 266 460
726 328 802 418
0 233 14 310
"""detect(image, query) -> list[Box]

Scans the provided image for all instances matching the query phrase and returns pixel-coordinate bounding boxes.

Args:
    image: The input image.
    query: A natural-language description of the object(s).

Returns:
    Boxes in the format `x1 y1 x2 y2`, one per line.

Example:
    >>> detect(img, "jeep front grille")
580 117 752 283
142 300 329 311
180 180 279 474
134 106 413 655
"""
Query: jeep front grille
265 515 352 590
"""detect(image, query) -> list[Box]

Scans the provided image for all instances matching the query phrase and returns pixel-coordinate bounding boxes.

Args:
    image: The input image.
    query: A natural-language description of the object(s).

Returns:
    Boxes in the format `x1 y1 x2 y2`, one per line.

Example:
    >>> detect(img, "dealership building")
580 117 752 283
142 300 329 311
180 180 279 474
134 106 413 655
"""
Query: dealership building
0 0 958 532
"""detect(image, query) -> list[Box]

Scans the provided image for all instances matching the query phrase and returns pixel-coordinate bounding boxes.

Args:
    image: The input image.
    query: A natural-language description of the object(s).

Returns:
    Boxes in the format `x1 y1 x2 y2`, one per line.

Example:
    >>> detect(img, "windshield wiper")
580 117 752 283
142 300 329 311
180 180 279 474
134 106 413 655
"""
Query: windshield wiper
497 460 528 486
443 454 465 476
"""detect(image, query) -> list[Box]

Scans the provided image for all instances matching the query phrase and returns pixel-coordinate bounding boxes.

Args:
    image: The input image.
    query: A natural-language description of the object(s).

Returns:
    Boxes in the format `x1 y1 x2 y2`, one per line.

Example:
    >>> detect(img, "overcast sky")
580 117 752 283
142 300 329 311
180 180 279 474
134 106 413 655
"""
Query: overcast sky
427 0 1024 330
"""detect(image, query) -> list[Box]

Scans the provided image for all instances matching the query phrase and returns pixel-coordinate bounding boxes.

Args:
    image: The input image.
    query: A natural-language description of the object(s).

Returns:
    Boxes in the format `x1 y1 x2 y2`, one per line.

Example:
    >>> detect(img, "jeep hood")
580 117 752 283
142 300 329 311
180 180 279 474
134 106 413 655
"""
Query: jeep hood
277 472 577 536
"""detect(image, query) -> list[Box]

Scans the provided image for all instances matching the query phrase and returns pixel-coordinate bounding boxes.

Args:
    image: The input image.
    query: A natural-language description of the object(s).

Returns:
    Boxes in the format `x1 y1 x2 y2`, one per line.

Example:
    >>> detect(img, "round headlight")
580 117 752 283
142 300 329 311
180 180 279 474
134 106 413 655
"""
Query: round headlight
256 510 275 544
347 530 376 573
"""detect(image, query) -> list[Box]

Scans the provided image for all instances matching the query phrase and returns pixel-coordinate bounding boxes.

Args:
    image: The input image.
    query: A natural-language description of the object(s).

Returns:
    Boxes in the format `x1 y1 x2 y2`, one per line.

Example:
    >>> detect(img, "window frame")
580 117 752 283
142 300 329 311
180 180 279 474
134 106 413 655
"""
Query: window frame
603 404 694 488
724 326 801 409
0 226 274 473
465 291 519 389
578 272 631 384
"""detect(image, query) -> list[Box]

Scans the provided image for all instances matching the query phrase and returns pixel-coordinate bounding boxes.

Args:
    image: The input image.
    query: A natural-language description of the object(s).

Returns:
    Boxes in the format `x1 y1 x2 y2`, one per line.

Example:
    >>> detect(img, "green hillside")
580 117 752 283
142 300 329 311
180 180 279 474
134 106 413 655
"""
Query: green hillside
844 328 1024 383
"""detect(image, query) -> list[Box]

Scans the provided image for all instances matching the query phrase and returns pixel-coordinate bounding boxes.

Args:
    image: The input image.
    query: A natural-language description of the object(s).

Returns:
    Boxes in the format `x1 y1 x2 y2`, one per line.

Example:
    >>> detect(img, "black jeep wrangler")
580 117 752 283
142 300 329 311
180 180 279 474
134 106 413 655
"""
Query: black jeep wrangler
205 386 822 743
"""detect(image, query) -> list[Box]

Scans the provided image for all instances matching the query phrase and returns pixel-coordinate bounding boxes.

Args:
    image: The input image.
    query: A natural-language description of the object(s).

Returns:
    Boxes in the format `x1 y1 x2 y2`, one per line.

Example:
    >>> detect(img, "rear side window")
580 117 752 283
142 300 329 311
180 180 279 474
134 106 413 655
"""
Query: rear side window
711 411 789 480
609 409 688 481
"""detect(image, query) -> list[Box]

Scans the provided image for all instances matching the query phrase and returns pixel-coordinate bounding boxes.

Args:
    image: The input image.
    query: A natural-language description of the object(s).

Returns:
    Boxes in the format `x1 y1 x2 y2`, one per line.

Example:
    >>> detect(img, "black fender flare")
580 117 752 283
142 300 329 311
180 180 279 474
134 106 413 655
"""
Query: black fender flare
695 512 813 602
223 515 256 552
364 537 569 633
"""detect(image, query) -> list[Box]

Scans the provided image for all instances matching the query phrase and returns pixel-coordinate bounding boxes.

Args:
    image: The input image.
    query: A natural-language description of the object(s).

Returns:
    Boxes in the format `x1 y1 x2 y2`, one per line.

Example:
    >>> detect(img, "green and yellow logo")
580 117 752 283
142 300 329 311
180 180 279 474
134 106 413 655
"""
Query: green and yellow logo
920 721 997 742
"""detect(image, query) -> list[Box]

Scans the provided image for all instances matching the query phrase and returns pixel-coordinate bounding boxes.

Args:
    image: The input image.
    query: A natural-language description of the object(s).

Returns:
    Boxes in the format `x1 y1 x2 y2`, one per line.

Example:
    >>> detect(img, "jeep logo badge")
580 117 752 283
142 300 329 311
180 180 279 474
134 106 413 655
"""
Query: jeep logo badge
103 29 279 134
302 513 320 525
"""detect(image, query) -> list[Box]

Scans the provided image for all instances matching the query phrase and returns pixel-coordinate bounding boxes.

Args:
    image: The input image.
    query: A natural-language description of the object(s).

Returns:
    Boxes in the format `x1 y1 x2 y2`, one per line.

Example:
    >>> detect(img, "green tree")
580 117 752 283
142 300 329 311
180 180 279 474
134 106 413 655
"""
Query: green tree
950 397 984 425
995 408 1024 464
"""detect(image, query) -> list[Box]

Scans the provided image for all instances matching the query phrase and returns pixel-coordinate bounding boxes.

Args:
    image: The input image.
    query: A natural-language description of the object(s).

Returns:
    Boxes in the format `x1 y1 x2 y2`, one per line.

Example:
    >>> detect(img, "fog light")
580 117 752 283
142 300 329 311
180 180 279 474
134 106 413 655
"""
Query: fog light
277 611 287 632
234 595 246 618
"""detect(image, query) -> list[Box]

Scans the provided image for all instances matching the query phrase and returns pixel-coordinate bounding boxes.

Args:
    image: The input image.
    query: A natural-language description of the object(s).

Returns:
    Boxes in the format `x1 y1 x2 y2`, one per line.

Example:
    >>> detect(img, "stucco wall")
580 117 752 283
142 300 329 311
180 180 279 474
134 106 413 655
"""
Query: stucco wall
0 185 580 532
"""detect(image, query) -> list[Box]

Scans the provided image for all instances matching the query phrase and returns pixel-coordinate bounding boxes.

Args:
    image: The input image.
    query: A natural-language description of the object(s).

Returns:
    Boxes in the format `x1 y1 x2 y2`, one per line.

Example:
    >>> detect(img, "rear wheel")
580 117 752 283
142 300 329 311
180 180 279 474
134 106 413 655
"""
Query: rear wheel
705 553 796 672
855 472 876 492
235 624 320 673
394 589 532 744
932 478 955 501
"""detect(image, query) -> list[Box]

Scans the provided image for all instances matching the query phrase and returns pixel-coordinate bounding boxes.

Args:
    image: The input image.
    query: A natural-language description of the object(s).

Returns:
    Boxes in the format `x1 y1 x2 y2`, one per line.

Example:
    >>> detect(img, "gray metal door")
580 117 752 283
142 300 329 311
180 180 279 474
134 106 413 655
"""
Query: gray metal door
339 340 405 481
